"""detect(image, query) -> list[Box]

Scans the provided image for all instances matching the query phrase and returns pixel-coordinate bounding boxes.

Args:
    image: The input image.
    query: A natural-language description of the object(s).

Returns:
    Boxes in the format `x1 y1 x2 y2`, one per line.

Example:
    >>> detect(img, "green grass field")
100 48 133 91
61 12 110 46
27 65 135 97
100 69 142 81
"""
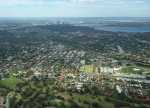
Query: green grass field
121 66 150 75
0 77 23 89
80 65 97 73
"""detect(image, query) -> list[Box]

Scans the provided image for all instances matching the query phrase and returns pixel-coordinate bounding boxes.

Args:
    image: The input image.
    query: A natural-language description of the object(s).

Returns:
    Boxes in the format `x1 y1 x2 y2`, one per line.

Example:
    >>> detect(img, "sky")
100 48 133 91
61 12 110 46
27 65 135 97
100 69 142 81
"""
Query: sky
0 0 150 17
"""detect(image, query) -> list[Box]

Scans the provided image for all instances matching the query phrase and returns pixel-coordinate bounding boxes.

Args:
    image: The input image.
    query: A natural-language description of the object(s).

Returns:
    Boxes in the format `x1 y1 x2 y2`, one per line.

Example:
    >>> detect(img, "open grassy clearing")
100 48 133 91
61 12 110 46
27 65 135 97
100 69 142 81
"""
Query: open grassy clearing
121 66 150 75
0 77 23 89
80 65 97 73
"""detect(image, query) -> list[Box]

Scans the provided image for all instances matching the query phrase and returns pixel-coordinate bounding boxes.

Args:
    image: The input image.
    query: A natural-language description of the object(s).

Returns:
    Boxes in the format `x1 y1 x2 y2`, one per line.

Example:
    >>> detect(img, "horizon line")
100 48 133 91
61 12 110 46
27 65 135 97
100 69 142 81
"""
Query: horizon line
0 16 150 18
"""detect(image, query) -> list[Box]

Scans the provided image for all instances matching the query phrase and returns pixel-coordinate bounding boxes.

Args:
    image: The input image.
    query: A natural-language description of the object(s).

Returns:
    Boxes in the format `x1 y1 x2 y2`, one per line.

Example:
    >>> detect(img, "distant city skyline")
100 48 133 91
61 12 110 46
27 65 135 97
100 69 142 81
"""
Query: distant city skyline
0 0 150 17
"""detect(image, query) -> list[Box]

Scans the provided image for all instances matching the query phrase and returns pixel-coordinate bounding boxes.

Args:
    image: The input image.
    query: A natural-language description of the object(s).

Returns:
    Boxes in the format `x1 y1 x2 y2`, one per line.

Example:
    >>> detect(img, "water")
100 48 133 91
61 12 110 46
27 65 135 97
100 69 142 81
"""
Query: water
97 26 150 33
72 17 150 32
